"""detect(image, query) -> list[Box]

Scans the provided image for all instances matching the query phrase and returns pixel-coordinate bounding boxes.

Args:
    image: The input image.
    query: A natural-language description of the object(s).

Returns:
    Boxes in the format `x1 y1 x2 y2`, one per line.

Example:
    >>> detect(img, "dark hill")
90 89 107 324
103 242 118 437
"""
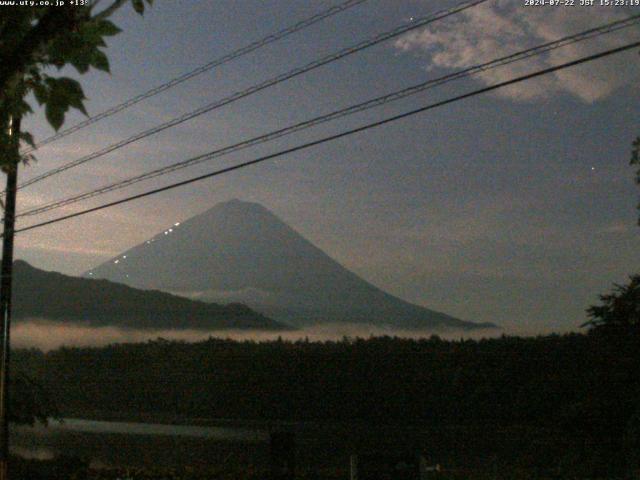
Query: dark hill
12 260 287 330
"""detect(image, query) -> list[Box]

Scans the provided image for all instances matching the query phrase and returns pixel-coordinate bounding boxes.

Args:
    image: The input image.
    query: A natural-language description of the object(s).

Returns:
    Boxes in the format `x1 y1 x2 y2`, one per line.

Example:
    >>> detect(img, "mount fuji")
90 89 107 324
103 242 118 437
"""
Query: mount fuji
84 200 495 331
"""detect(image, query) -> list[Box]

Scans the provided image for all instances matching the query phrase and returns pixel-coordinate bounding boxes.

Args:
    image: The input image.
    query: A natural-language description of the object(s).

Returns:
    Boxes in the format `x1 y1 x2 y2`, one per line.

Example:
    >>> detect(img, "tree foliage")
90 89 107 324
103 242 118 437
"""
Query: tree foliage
584 275 640 335
0 0 153 168
584 138 640 336
14 333 640 477
0 0 154 425
10 371 58 426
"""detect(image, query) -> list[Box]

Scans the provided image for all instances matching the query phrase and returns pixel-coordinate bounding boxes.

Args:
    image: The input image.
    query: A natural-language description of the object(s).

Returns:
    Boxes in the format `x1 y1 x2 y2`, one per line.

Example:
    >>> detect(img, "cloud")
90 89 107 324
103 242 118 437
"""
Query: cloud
12 320 505 352
395 2 640 102
17 242 119 259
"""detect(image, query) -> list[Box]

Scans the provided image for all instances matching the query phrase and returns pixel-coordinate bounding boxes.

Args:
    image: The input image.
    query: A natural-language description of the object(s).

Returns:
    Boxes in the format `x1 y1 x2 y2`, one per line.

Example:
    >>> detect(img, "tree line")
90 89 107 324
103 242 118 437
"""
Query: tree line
12 330 640 477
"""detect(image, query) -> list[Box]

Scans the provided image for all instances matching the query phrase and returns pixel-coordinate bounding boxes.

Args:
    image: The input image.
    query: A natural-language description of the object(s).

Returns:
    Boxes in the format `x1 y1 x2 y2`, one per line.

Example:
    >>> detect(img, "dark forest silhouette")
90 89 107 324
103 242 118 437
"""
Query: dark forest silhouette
13 331 640 478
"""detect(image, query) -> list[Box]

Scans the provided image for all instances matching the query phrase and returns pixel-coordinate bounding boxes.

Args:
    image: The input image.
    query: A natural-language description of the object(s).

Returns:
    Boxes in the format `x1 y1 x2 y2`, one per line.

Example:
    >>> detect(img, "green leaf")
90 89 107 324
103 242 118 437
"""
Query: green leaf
43 77 89 129
45 100 65 131
90 50 110 73
32 82 49 106
18 98 33 116
76 23 108 47
20 131 35 148
67 95 88 117
70 61 90 74
132 0 145 14
94 19 121 37
67 48 94 74
55 78 88 116
50 77 86 102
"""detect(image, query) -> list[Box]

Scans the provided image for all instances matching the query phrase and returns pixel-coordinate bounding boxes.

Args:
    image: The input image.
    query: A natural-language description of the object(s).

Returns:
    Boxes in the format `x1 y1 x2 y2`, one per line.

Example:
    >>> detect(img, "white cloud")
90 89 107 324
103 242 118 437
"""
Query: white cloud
395 2 640 102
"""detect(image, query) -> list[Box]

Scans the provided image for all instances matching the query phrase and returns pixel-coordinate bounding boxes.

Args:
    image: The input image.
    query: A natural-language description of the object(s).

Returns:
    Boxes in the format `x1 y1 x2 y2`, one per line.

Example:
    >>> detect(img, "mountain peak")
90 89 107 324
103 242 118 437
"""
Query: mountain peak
195 198 283 225
221 198 259 207
86 201 496 331
215 198 271 213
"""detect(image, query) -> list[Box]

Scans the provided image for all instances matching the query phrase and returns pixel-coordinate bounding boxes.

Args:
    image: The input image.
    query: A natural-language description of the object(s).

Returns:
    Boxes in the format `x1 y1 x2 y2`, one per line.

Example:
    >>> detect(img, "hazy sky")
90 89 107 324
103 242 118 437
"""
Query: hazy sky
13 0 640 334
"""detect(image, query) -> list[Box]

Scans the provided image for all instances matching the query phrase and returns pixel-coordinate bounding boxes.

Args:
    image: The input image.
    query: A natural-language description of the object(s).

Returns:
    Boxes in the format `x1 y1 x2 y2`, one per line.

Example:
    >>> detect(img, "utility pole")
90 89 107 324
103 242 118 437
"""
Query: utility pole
0 116 20 480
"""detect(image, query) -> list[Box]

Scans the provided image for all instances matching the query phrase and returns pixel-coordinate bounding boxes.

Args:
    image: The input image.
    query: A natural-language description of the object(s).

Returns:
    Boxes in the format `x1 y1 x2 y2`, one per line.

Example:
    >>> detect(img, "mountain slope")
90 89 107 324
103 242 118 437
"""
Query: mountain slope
85 200 495 330
12 260 287 330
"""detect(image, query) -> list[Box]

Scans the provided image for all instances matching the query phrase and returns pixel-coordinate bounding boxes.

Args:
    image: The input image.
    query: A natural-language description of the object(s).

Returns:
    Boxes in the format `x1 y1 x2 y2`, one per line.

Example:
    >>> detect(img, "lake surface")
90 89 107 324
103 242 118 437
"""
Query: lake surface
20 417 269 441
11 418 273 468
11 417 433 470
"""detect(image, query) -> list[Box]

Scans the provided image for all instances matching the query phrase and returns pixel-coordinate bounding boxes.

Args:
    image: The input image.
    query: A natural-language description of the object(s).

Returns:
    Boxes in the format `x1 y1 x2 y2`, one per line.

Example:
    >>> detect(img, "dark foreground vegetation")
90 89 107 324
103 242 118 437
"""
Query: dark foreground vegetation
12 329 640 479
10 456 344 480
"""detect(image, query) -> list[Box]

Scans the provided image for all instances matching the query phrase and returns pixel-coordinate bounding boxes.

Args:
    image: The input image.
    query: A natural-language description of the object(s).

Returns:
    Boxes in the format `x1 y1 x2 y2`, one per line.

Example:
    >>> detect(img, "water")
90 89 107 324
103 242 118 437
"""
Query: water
11 418 272 468
11 417 430 470
24 417 268 441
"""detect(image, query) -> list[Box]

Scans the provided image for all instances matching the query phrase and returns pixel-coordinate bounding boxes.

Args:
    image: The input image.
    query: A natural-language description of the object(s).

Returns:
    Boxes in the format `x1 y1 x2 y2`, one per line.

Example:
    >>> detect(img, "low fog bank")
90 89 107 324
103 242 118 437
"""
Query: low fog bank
12 319 574 352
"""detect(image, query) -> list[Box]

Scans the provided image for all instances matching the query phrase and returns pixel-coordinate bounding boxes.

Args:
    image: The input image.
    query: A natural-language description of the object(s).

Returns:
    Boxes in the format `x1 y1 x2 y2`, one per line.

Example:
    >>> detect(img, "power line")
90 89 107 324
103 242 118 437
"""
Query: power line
21 0 370 154
10 38 640 238
16 14 640 219
16 0 490 191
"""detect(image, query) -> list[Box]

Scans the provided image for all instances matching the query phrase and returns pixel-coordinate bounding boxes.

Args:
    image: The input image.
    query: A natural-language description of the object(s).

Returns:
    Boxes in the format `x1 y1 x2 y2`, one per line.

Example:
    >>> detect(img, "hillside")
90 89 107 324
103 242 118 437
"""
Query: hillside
12 260 287 330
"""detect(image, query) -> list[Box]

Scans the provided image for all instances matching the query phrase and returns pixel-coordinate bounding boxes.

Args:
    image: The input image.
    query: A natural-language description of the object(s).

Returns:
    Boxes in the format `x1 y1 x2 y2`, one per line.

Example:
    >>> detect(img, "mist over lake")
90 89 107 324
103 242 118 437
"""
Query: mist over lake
12 319 535 352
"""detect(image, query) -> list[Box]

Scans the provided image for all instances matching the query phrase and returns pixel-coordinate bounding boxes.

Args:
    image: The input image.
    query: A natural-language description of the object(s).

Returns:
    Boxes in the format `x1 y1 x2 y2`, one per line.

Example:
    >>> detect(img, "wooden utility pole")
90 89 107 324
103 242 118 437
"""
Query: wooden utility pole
0 116 21 480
